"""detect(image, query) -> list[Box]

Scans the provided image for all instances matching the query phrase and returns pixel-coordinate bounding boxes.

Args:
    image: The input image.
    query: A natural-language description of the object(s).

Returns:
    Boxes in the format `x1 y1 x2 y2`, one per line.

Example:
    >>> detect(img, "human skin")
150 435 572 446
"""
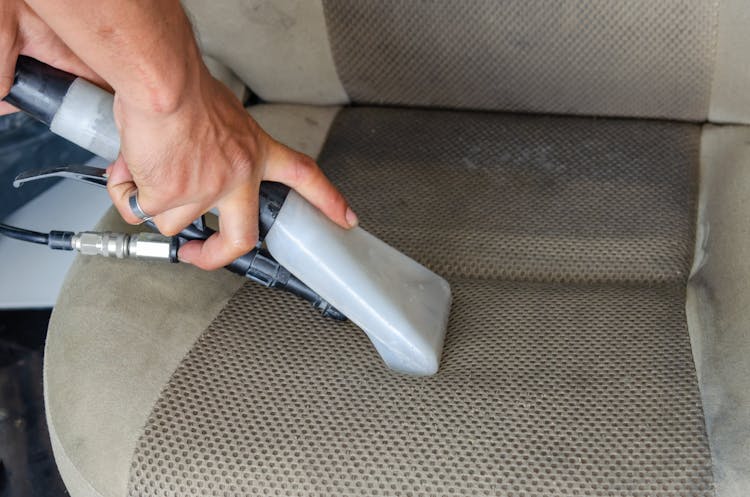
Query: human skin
0 0 357 270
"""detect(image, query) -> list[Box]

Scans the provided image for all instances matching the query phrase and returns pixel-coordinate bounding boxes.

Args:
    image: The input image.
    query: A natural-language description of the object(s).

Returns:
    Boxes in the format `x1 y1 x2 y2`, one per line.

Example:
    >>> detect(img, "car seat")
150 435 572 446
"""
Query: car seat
44 2 750 496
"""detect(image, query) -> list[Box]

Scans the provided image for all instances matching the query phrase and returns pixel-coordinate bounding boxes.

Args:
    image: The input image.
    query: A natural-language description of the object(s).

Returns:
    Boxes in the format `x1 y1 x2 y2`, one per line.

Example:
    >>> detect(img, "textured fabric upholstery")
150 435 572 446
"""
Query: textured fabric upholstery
183 0 750 123
686 125 750 497
323 1 718 120
45 1 750 495
182 0 347 105
316 108 698 284
44 104 339 497
44 211 246 497
122 107 711 496
129 281 711 497
708 0 750 123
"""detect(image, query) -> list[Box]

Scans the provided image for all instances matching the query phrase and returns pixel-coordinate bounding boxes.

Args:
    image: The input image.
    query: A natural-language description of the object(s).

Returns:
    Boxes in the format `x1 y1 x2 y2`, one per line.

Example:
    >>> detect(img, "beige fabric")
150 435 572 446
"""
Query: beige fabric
318 108 698 284
44 210 245 497
183 0 348 105
127 108 711 496
131 281 712 497
323 0 718 120
248 104 341 159
708 0 750 124
44 103 338 497
686 124 750 497
203 56 247 103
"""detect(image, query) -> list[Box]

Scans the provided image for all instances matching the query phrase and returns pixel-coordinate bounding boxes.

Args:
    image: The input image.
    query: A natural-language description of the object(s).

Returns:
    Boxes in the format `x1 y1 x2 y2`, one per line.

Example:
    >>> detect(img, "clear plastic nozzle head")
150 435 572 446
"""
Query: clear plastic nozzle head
265 191 452 376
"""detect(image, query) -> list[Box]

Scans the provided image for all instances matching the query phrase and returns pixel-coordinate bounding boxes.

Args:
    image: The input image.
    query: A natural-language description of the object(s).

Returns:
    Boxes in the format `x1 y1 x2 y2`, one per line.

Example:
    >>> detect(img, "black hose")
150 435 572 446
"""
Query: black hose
0 223 49 245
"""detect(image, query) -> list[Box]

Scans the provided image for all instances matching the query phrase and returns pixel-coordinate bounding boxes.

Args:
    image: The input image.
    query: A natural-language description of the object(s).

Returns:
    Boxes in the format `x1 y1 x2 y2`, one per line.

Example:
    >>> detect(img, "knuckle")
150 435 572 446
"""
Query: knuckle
144 176 182 206
290 155 317 186
146 86 183 115
328 189 348 211
202 175 224 200
229 152 255 179
156 221 182 237
160 183 183 204
117 206 141 225
229 232 257 254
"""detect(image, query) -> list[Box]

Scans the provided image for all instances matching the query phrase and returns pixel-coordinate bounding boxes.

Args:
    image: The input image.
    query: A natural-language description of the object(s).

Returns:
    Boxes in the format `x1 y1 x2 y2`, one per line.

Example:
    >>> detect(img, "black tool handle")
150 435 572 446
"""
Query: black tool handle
166 219 345 320
4 56 76 126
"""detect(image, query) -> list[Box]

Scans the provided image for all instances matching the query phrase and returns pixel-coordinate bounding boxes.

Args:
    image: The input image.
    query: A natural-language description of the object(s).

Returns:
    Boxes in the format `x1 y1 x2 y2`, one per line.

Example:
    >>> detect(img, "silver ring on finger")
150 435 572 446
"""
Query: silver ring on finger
128 191 153 224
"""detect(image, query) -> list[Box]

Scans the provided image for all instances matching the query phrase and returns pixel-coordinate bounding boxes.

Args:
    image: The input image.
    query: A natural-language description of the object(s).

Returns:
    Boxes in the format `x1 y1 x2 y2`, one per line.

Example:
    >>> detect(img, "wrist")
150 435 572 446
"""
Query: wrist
111 21 205 116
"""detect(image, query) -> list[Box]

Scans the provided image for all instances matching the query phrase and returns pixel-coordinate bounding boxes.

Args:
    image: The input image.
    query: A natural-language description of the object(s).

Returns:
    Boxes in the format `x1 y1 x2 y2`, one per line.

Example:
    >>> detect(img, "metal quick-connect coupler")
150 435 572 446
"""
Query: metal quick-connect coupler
71 232 179 262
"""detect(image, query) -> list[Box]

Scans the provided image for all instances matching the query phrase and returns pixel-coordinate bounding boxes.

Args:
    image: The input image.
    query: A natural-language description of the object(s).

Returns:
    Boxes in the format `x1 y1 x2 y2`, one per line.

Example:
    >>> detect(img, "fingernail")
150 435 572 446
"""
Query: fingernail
345 207 359 228
178 251 191 264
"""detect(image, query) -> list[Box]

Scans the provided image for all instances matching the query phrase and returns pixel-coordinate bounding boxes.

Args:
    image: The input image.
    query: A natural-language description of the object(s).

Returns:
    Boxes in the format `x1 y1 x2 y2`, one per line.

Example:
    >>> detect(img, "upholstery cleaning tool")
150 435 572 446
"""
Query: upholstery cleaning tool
3 56 453 375
9 164 347 321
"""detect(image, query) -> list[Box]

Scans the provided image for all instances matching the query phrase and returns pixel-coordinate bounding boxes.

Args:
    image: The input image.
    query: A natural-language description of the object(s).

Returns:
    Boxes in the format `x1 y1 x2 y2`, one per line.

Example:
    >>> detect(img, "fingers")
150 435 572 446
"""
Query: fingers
106 156 144 225
108 156 188 228
178 187 259 270
111 168 261 271
264 141 358 229
0 3 20 103
103 93 356 273
177 141 359 271
0 102 18 116
16 3 108 90
150 203 207 237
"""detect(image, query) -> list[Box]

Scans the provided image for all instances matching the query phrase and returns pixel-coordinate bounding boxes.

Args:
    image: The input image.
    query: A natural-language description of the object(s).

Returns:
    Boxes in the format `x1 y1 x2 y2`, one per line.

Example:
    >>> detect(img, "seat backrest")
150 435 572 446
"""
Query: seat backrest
184 0 750 124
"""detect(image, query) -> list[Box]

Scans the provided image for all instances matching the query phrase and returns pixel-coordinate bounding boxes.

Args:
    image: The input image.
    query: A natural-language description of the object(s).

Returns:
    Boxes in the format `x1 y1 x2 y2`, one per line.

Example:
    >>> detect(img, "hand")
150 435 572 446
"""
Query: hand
0 0 104 114
107 64 358 271
2 0 354 271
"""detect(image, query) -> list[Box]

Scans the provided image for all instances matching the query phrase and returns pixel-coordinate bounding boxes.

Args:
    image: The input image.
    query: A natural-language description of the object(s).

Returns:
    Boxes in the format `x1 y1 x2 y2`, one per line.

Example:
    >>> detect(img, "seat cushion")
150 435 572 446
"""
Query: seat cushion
318 108 698 284
130 281 711 497
46 105 713 497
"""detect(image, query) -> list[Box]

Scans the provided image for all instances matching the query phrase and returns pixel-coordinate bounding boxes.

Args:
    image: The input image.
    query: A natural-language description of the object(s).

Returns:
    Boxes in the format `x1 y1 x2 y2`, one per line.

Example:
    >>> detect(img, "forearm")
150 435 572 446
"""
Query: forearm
24 0 202 114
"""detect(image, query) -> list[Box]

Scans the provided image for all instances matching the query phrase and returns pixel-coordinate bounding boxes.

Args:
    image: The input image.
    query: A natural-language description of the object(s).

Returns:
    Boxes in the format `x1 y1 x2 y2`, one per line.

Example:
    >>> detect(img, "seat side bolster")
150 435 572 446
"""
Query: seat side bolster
44 103 340 497
687 124 750 497
709 0 750 124
45 209 246 497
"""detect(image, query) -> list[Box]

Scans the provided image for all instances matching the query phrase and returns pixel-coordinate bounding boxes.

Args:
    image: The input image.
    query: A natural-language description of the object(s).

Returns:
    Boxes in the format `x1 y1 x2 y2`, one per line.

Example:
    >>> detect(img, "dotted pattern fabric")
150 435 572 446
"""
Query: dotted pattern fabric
322 0 719 121
319 108 698 285
127 109 712 496
128 282 712 497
